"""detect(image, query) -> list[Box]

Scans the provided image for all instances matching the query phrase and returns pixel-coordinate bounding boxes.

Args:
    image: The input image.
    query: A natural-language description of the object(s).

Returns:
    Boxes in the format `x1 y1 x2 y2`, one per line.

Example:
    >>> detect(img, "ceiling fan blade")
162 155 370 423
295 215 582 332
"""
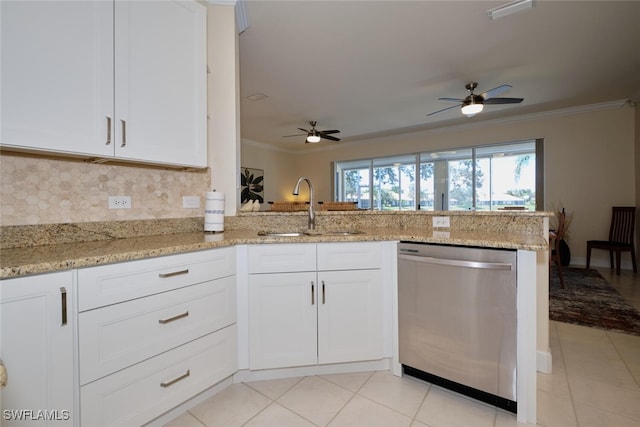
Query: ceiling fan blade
320 134 340 142
481 85 512 100
297 128 310 133
319 129 340 135
437 97 465 103
426 104 461 117
483 97 524 105
283 133 306 138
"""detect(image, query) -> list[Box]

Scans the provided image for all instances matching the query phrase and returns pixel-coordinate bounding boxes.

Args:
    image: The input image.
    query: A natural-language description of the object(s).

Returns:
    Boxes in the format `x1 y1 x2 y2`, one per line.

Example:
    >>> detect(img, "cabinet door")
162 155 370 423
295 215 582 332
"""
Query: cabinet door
0 272 74 426
0 1 113 157
318 270 383 365
114 0 207 167
249 272 317 369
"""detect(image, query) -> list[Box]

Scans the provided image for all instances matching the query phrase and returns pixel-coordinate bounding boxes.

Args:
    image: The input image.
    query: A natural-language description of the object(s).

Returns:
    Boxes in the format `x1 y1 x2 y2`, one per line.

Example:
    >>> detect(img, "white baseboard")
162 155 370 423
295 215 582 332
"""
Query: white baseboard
571 256 636 271
537 349 553 374
233 359 391 383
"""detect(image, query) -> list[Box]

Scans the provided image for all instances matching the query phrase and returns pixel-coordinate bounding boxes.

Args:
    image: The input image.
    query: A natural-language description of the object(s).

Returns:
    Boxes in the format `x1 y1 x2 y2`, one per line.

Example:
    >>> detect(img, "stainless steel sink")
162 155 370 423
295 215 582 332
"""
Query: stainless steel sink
257 230 363 237
257 231 305 237
316 230 363 236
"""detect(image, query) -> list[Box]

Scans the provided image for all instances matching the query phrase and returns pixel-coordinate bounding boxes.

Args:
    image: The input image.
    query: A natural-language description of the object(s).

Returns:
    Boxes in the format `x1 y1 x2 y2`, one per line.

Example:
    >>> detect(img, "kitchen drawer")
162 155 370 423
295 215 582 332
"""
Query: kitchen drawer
78 247 235 311
80 325 237 427
247 244 316 273
317 242 382 271
79 276 236 385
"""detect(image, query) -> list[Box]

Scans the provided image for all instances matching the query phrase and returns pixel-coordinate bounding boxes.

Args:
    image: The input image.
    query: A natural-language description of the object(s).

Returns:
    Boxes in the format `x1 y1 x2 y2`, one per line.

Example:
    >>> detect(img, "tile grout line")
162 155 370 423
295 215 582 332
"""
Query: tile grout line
242 376 317 427
555 323 583 427
605 330 640 391
319 373 374 426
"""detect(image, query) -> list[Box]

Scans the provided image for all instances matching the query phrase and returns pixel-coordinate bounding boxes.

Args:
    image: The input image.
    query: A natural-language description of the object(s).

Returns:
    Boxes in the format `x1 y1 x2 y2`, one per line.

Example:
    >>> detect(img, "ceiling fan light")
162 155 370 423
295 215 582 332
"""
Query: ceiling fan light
306 135 321 143
461 103 484 116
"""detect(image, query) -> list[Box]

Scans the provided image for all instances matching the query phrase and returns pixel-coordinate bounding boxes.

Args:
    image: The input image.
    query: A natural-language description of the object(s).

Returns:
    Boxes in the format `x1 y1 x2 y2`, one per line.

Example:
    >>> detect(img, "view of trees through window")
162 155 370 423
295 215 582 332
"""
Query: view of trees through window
335 140 538 211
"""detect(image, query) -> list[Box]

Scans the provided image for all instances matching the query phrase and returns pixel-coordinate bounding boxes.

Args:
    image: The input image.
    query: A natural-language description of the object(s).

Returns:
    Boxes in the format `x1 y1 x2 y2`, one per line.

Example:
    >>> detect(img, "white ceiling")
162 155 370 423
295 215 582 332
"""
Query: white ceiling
238 1 640 151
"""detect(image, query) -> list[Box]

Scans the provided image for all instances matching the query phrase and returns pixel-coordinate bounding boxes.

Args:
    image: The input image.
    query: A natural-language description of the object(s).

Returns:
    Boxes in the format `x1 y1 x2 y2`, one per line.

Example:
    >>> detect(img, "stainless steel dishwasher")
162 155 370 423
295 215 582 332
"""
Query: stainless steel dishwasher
398 242 517 413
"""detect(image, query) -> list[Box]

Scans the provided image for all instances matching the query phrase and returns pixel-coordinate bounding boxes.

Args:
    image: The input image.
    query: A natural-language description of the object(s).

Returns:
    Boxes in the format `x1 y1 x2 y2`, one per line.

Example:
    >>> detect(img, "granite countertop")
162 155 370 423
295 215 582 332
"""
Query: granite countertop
0 227 548 279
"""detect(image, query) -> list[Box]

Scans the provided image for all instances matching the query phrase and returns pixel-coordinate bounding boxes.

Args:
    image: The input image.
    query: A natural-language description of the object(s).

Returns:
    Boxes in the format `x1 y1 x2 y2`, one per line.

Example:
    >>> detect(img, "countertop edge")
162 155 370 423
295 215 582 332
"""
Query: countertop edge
1 229 548 279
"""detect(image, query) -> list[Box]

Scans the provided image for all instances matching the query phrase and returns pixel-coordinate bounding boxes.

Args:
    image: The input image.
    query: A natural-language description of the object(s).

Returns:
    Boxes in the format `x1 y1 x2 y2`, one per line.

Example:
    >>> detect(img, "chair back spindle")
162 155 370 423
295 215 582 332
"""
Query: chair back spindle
586 206 637 275
609 207 635 244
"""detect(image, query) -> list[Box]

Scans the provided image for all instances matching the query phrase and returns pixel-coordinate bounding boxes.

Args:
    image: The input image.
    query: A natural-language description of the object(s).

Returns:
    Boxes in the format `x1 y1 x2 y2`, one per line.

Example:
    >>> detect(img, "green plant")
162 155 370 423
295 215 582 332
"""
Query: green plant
241 168 264 203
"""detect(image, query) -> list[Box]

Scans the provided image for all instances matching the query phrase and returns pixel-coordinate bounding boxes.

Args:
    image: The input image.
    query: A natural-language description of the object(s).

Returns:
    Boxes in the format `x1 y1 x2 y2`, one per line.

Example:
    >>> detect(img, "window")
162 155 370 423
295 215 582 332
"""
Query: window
334 140 541 211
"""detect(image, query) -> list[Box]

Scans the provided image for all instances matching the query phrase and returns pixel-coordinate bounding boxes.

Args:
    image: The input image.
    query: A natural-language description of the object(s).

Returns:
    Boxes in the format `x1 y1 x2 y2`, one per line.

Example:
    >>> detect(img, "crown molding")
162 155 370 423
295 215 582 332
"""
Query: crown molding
205 1 237 5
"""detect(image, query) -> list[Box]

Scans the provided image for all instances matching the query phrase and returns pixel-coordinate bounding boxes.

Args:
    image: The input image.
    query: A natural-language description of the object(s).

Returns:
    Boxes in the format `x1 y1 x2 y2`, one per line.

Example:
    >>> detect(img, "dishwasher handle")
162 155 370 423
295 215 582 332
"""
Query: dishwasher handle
398 253 513 271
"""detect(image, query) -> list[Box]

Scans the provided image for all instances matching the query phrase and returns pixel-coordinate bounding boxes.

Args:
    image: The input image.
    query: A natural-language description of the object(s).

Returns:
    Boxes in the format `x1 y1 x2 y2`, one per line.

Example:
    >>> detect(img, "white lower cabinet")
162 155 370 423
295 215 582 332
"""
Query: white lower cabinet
317 269 382 365
77 248 237 426
249 272 318 369
248 242 383 370
0 271 74 426
80 325 236 427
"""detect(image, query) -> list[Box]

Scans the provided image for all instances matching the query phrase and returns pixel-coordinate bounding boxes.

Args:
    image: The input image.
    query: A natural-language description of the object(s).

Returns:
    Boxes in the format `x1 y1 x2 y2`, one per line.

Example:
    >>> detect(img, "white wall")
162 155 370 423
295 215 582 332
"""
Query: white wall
240 139 306 204
208 3 241 215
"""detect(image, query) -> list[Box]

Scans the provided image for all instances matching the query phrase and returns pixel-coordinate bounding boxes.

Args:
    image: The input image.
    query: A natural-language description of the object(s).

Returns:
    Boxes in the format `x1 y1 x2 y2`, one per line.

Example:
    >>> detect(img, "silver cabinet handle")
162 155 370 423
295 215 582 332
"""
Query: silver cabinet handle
0 358 7 389
60 287 67 326
160 369 190 388
311 281 315 305
398 254 512 271
158 269 189 278
322 281 326 304
120 119 126 147
105 116 112 145
158 311 189 324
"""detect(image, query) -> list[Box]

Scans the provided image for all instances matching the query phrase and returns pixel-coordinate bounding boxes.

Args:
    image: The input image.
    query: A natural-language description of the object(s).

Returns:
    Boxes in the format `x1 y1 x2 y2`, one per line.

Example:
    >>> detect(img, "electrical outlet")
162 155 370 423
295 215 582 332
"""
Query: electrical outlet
108 196 131 209
432 216 450 228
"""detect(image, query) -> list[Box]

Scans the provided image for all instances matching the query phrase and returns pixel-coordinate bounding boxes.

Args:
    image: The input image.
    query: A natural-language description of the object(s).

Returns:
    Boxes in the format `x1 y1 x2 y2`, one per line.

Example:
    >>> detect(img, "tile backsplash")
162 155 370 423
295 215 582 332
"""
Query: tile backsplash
0 153 211 226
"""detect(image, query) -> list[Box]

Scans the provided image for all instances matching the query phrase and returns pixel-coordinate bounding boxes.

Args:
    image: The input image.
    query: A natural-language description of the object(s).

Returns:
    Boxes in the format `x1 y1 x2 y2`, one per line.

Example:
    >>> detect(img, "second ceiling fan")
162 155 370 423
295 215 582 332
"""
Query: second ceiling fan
427 82 523 118
284 121 340 143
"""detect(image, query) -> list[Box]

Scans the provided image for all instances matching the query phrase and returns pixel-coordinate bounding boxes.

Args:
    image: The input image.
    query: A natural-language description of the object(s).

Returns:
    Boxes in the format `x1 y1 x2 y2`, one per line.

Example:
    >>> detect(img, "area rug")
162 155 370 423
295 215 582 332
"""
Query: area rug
549 267 640 336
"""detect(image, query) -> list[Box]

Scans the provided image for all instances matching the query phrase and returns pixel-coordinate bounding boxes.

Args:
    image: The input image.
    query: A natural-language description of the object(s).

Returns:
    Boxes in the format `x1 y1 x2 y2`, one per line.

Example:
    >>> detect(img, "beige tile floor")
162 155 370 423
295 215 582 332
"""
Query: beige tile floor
165 268 640 427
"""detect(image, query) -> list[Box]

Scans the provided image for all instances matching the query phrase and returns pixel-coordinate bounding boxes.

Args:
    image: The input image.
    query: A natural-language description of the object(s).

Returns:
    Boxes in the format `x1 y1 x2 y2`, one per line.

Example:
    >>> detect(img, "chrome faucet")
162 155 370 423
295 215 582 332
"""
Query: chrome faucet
292 176 315 229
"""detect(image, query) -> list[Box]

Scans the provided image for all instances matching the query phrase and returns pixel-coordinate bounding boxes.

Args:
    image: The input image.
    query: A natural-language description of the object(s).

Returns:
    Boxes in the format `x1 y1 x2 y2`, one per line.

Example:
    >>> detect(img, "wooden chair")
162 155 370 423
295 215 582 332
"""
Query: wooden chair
550 209 566 288
586 206 637 275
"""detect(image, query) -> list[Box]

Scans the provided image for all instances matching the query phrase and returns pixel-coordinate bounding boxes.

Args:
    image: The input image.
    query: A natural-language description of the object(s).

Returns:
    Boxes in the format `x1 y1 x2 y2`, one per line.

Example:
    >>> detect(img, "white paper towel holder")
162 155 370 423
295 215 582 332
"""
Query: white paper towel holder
204 189 225 233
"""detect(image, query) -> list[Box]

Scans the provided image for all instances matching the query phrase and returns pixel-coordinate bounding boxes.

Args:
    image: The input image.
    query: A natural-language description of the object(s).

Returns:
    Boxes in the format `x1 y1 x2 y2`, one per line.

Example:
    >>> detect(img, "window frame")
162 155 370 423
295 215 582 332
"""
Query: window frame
333 139 543 211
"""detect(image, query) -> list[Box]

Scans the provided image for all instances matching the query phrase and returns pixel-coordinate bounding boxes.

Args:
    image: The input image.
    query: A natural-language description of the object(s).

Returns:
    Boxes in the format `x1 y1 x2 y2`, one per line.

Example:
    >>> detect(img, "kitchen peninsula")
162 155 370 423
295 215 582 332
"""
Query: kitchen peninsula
1 211 548 277
0 210 550 425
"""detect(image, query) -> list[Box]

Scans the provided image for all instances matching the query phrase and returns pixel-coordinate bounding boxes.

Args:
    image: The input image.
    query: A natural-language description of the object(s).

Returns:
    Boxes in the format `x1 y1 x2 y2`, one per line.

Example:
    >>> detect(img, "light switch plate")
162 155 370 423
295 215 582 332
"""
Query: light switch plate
432 216 450 228
182 196 201 209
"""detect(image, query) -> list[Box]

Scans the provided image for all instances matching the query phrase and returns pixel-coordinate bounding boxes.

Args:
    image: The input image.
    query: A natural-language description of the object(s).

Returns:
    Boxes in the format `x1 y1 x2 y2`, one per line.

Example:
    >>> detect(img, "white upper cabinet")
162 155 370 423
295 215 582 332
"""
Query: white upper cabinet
113 1 207 167
1 1 113 158
1 0 207 168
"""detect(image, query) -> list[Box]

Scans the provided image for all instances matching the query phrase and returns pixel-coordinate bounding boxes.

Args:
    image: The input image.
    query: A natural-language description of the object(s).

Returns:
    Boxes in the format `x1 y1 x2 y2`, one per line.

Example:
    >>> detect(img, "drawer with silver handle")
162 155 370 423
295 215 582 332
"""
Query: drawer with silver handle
79 276 236 385
78 247 235 311
80 325 237 427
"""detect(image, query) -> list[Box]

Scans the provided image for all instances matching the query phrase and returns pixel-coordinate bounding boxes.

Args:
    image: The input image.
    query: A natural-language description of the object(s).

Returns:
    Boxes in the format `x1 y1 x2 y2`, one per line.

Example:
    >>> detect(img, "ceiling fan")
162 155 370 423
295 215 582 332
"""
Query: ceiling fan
426 83 523 118
283 121 341 143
